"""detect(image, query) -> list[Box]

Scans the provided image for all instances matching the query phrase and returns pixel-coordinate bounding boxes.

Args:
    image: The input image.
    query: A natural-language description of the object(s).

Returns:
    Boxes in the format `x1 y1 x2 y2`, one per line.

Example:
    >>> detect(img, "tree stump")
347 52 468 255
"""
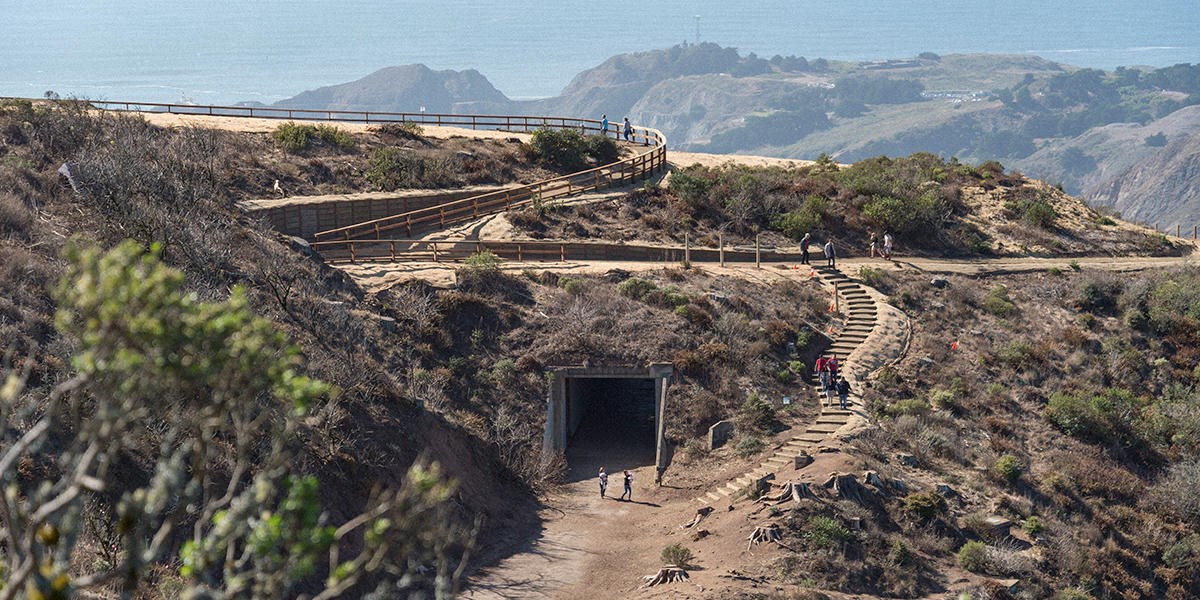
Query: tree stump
747 523 783 550
643 566 689 587
680 506 714 528
823 472 874 506
757 482 820 504
865 470 890 496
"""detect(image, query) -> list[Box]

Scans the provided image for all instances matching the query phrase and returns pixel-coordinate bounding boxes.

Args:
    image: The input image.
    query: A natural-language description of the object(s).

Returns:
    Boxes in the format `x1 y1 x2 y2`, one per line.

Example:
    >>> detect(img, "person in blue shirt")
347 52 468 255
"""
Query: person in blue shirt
600 114 608 137
623 117 633 141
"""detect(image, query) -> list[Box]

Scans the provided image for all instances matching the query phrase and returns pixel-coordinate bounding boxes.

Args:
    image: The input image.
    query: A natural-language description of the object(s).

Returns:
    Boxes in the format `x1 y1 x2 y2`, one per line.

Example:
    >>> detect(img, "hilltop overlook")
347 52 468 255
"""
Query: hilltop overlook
1 99 1199 599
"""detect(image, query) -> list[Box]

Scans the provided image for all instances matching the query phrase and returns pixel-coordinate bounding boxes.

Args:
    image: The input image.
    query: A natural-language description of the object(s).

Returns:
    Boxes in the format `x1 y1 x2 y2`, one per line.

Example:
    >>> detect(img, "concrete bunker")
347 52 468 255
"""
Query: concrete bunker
544 364 672 481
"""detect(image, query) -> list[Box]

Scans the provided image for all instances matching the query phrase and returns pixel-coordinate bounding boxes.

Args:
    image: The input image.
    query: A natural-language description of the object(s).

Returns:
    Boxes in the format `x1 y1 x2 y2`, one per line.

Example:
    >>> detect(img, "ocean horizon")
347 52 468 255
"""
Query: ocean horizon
2 0 1197 106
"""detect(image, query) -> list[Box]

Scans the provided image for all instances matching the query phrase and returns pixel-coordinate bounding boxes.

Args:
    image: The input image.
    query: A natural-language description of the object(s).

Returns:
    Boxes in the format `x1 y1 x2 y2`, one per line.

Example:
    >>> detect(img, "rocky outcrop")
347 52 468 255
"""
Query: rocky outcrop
273 64 510 113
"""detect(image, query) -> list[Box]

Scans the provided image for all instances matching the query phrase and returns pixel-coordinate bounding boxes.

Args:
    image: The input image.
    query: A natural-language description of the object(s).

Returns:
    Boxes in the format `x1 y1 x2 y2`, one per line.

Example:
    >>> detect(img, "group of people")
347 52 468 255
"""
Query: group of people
799 231 896 268
870 232 895 259
598 467 634 501
799 233 839 267
814 355 852 409
599 114 635 141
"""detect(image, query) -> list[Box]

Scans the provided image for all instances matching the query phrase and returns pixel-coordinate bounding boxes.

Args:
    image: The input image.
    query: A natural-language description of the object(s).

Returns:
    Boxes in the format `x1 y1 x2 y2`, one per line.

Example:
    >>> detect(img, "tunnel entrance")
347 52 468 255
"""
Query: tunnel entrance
544 364 672 483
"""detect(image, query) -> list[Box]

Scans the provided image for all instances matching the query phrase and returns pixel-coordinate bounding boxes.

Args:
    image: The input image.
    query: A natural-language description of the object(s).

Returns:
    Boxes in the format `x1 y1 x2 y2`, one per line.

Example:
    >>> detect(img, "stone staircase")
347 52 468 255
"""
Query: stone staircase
700 265 879 503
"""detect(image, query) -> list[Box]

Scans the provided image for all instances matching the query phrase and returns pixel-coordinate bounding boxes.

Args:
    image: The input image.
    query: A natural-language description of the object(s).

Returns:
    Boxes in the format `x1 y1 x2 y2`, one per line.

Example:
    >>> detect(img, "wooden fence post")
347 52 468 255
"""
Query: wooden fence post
719 233 725 267
685 232 690 265
755 234 761 269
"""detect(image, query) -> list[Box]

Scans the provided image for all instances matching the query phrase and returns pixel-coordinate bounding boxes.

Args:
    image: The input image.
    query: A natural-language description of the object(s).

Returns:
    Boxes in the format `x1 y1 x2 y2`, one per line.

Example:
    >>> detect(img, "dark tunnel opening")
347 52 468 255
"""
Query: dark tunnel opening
563 377 656 482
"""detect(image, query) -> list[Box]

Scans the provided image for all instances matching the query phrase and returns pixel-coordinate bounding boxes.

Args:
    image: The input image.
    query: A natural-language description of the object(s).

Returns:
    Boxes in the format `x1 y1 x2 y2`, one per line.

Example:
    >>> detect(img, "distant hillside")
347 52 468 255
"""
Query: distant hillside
273 64 509 113
269 45 1200 229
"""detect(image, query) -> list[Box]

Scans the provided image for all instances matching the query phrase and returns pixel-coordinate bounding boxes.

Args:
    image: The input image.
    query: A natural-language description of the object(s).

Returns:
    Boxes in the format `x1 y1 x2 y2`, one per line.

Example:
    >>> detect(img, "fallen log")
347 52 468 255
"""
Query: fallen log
643 566 690 587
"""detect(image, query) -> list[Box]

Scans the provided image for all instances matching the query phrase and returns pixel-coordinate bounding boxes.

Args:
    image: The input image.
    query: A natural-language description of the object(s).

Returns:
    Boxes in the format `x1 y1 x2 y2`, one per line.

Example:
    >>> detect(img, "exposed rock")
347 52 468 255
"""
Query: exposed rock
931 277 949 288
936 484 960 499
897 453 919 467
794 451 813 469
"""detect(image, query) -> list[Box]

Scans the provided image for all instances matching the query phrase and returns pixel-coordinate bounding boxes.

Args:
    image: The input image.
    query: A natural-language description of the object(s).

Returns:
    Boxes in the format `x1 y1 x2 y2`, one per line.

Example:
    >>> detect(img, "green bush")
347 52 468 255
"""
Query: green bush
862 189 947 237
272 122 354 154
462 250 503 274
1021 516 1044 535
981 286 1016 318
1054 588 1094 600
529 128 613 171
888 539 913 565
667 169 714 212
491 358 517 385
1004 195 1058 229
660 543 694 567
993 454 1022 484
1044 389 1140 445
929 389 957 410
804 516 854 550
559 277 583 295
903 491 947 520
770 195 828 239
957 540 988 573
995 341 1034 366
734 435 765 458
885 398 930 417
616 277 657 300
738 393 778 434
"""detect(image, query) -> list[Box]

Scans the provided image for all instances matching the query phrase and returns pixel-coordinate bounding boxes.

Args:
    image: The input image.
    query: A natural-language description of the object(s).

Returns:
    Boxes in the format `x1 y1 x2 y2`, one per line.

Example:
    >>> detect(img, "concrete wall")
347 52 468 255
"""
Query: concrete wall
241 185 510 239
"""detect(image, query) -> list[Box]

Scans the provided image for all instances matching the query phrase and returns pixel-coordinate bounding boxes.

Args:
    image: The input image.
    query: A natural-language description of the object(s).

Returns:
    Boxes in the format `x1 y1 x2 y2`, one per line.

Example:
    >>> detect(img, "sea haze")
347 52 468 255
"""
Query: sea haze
1 0 1196 105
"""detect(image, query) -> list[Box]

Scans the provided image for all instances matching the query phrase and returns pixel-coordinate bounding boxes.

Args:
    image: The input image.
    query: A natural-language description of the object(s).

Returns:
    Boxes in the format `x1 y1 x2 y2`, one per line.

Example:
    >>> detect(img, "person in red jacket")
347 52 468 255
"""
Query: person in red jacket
815 356 829 391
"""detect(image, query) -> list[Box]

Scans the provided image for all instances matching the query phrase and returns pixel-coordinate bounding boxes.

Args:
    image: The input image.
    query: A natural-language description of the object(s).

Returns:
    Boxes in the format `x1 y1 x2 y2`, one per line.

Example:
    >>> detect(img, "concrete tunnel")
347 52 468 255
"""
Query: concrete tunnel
543 364 672 481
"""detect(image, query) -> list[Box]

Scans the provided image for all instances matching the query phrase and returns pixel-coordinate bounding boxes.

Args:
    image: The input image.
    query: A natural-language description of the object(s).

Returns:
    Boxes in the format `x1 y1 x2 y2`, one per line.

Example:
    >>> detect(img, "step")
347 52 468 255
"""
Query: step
808 426 840 434
816 417 848 424
822 409 853 416
795 433 826 443
764 456 792 467
706 491 723 502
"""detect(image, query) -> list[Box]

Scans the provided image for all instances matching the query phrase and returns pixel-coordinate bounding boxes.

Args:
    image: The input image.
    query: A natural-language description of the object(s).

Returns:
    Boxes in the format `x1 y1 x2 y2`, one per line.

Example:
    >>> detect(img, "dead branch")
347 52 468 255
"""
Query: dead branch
680 506 714 529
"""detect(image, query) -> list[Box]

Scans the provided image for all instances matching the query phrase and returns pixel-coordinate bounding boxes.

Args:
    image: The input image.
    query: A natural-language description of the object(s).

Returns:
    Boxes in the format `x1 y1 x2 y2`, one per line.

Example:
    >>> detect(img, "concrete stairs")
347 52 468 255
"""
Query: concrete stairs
699 265 879 504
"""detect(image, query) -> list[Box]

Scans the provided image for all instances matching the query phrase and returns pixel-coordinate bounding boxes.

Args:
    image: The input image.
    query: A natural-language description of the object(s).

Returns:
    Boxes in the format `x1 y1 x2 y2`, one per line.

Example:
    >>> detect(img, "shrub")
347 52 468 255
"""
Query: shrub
885 398 930 417
667 169 714 212
1153 460 1200 523
903 491 947 521
995 341 1034 366
529 128 615 171
857 266 887 288
735 435 765 458
559 277 583 295
981 286 1016 317
862 190 947 237
616 277 657 300
738 393 778 434
957 540 988 573
929 389 956 410
491 358 517 385
0 193 33 236
661 543 694 567
804 516 854 550
888 539 913 565
462 250 502 274
1021 516 1044 535
272 122 354 154
1044 388 1139 446
1054 588 1093 600
993 454 1022 484
770 195 828 239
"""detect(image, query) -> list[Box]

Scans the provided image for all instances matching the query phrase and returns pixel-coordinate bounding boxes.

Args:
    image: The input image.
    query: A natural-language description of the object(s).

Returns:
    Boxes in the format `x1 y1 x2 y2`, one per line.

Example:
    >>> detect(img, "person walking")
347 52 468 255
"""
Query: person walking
869 233 879 258
836 376 852 409
815 355 829 391
623 117 633 141
600 114 609 137
824 240 836 268
598 466 608 498
621 470 633 501
825 380 837 407
800 233 811 265
883 232 894 259
827 356 840 382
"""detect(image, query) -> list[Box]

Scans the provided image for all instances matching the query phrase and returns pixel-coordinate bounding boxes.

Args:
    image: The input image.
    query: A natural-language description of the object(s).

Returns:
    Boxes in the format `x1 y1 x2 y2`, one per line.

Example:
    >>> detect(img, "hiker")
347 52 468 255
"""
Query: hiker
869 233 878 258
623 117 633 141
827 356 840 382
621 470 633 501
825 379 837 407
824 240 836 268
836 376 852 409
883 232 894 259
600 114 609 137
599 466 608 498
815 355 829 391
800 233 811 265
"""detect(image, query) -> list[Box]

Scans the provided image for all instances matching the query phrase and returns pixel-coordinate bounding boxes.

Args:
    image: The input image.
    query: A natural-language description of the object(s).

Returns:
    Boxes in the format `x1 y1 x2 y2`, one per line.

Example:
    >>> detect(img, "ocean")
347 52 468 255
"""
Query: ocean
1 0 1197 106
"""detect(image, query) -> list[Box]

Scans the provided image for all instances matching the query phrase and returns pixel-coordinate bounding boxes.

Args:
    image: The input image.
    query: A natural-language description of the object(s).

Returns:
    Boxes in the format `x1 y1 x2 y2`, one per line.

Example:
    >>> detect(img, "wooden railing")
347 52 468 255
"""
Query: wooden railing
311 123 666 242
309 238 798 266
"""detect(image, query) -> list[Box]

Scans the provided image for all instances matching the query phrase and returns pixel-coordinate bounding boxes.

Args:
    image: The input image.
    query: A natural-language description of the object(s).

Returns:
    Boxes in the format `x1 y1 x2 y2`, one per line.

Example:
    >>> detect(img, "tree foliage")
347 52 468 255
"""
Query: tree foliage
0 240 469 599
